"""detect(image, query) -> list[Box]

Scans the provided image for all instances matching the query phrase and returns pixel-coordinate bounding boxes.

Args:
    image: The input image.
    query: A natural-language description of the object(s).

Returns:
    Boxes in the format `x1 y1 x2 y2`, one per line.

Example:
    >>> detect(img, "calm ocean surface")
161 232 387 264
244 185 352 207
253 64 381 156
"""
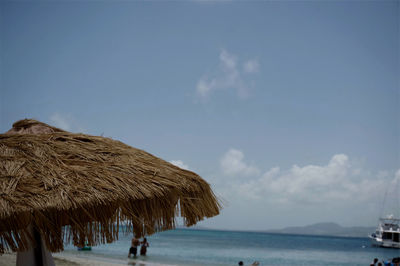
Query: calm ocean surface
62 229 400 265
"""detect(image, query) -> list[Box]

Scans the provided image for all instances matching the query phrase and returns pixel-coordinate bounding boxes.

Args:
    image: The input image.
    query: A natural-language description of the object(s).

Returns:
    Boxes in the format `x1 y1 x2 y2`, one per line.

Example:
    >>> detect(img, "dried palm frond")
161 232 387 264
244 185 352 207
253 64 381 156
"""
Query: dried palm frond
0 119 220 253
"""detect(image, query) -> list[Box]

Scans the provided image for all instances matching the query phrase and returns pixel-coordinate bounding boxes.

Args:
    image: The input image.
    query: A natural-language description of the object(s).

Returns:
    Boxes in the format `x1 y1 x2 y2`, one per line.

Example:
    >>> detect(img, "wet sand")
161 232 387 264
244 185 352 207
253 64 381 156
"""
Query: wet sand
0 253 165 266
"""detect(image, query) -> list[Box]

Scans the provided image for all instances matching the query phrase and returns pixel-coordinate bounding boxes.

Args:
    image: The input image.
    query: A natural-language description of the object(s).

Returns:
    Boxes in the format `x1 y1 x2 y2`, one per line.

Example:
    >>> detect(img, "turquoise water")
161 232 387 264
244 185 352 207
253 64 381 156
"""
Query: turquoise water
62 229 400 265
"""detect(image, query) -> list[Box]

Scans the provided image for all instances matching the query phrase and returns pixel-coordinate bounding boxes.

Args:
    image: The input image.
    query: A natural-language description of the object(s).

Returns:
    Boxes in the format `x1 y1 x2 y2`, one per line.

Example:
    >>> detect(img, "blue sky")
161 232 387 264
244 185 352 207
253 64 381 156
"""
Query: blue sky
1 1 399 230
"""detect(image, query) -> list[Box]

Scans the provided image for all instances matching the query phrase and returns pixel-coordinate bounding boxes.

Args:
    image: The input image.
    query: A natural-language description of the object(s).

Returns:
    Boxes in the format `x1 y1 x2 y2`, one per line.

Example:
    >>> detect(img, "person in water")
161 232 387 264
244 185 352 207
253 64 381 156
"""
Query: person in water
128 236 140 258
140 237 149 256
370 258 378 266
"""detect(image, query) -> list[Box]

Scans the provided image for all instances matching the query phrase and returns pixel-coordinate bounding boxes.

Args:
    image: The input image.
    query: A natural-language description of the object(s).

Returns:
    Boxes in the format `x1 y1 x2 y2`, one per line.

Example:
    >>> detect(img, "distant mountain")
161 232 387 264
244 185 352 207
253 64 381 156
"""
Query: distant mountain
266 222 376 238
176 225 209 230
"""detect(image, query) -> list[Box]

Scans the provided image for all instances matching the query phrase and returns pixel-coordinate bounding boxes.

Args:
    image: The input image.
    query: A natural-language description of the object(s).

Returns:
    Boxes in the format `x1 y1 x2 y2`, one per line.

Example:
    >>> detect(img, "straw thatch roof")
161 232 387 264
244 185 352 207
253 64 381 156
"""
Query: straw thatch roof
0 119 220 253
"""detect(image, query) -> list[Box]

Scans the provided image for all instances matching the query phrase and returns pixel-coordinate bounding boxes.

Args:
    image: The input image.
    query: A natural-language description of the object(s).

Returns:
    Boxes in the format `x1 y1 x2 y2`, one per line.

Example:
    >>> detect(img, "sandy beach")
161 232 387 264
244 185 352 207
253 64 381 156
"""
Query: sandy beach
0 253 166 266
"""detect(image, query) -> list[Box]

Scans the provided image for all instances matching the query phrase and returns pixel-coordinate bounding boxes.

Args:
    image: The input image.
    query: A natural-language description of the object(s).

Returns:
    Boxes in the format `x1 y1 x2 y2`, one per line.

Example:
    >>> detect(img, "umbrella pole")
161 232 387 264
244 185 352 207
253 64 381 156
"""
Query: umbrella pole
16 226 55 266
32 227 43 266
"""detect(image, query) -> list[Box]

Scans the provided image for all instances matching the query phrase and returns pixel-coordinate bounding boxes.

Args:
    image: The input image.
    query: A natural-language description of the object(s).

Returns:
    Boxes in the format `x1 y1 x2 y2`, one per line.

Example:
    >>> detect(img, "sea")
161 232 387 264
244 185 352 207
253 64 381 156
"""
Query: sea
61 228 400 266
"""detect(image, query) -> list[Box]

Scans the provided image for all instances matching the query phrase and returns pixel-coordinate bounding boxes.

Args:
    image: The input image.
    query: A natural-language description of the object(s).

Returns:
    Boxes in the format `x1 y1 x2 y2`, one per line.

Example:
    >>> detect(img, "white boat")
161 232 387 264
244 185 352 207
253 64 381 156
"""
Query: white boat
370 215 400 248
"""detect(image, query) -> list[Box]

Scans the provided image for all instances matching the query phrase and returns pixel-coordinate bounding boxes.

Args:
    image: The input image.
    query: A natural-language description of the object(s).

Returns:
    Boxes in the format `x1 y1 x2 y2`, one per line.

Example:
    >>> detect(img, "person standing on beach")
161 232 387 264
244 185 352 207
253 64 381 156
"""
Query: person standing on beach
140 237 149 256
128 236 140 258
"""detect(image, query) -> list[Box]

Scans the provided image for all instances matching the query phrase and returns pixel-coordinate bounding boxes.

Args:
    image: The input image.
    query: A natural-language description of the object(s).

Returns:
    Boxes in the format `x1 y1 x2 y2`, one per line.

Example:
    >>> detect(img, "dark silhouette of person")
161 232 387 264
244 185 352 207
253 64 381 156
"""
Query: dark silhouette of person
140 237 149 256
128 236 140 258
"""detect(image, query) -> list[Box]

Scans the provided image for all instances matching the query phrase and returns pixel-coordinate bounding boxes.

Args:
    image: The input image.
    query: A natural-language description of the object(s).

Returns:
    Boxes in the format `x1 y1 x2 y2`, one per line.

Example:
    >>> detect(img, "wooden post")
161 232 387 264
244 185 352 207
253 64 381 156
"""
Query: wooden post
16 225 55 266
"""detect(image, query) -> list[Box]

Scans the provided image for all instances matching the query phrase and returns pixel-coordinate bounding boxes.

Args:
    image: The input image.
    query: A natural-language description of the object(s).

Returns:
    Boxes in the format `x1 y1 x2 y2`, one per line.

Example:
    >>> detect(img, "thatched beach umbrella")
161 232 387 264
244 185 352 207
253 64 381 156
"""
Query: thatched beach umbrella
0 119 220 263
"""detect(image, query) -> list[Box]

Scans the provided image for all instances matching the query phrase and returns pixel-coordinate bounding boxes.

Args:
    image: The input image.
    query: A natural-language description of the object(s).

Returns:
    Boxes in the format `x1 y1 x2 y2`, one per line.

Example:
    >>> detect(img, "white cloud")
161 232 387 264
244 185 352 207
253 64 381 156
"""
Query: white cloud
219 49 237 70
207 150 399 229
196 79 213 98
196 49 259 99
215 151 392 209
243 59 259 73
229 154 386 204
50 113 72 131
220 148 260 177
49 113 85 133
201 149 400 229
170 160 190 170
392 169 400 184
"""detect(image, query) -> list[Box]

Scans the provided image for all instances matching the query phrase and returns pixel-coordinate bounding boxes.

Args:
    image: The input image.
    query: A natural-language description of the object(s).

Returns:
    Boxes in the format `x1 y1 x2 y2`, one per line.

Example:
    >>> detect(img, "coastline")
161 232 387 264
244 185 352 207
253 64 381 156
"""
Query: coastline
0 253 171 266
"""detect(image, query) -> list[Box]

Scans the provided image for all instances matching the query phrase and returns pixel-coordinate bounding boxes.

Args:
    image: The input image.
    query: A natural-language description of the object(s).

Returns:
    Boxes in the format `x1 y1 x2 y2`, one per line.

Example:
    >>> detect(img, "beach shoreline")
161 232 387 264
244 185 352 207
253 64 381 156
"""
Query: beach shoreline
0 253 170 266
